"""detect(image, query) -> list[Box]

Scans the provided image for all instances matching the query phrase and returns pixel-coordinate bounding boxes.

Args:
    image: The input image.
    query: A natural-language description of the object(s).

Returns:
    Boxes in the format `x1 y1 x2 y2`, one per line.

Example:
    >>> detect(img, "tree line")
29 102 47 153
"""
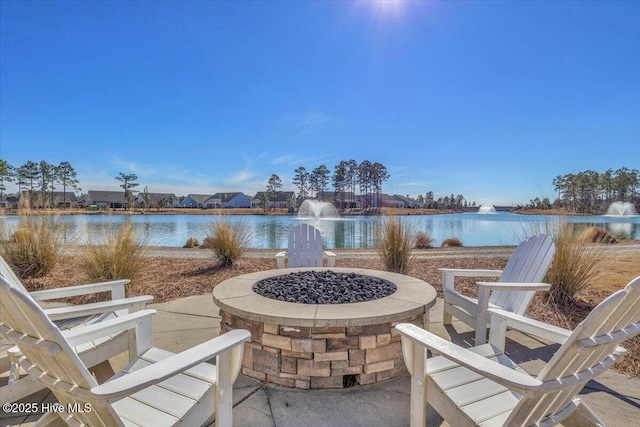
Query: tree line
549 167 639 214
0 159 81 209
281 160 390 209
0 159 144 210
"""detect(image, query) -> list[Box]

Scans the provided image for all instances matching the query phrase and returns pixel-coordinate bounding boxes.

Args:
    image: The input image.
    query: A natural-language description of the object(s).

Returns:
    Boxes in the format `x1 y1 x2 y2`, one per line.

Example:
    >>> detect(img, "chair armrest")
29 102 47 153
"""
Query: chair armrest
44 296 153 321
477 282 551 292
440 269 503 294
488 308 572 345
275 251 287 269
91 329 251 402
324 251 336 267
395 323 542 394
62 309 157 347
439 268 503 278
29 279 130 301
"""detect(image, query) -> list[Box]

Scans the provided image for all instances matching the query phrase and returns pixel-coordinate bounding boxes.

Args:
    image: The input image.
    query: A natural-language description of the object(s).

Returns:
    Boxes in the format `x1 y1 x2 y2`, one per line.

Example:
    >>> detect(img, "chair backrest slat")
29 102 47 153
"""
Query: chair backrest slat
490 234 555 314
288 224 324 268
0 256 30 294
506 276 640 426
0 277 122 426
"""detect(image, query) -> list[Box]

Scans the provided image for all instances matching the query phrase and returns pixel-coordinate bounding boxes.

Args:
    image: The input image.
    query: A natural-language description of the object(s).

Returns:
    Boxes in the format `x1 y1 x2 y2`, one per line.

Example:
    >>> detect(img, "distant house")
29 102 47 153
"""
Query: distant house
316 192 361 209
16 191 79 209
181 194 214 208
204 192 252 209
254 191 296 209
85 190 126 209
392 195 420 209
136 192 179 208
1 194 19 209
380 194 405 209
50 191 79 208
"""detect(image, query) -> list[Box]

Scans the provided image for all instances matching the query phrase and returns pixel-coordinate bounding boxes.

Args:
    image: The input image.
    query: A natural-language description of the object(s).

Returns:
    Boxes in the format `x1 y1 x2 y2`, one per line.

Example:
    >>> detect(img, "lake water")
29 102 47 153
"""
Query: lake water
0 212 640 249
1 212 638 248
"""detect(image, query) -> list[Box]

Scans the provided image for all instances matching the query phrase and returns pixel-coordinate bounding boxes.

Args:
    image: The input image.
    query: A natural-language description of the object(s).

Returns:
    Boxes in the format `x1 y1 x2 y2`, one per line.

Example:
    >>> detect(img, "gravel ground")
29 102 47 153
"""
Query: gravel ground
136 241 640 259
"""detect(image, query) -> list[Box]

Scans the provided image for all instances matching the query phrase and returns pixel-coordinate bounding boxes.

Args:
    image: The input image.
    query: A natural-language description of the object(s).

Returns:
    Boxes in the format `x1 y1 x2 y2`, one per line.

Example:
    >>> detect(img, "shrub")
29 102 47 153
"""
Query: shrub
184 237 200 248
441 237 463 247
580 226 617 244
202 220 251 268
0 216 63 278
79 222 147 284
413 231 434 249
376 217 414 274
545 221 603 303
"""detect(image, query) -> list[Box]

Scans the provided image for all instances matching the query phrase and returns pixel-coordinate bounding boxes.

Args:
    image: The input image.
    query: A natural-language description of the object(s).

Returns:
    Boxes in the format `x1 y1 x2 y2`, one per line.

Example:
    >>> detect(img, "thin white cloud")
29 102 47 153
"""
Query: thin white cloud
272 155 296 165
299 112 331 128
397 181 430 187
281 111 333 134
224 171 254 185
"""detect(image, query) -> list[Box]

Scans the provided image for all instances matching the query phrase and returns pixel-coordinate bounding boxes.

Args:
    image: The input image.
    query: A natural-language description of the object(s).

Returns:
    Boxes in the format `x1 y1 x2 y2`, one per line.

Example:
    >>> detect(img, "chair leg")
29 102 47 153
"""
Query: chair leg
216 351 234 427
442 307 453 325
404 337 427 427
562 399 605 427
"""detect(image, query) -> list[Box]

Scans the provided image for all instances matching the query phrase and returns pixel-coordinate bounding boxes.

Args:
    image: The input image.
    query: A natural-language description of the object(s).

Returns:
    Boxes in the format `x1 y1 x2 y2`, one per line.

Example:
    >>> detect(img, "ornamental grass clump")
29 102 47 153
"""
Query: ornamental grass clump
0 215 64 278
580 226 617 244
79 222 147 284
183 237 200 248
376 217 414 274
545 221 604 304
202 220 251 268
441 237 463 247
413 231 434 249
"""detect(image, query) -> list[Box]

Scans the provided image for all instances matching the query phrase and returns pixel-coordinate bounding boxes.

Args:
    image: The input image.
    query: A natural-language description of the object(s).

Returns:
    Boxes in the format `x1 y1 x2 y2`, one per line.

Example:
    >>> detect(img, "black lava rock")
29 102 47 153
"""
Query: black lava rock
252 270 397 304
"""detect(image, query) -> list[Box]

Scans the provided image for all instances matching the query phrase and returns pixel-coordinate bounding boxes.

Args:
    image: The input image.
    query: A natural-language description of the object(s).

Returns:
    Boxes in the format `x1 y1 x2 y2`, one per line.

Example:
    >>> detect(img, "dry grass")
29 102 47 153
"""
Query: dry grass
580 225 617 244
202 220 251 268
0 216 64 278
376 217 414 274
183 237 200 248
413 231 434 249
441 237 463 247
545 222 605 304
78 223 148 285
20 248 640 378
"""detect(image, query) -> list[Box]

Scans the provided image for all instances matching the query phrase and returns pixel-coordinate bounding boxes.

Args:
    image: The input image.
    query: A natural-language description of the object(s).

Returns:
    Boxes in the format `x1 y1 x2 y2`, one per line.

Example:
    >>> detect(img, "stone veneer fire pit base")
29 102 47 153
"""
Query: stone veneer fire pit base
213 268 437 389
221 310 425 389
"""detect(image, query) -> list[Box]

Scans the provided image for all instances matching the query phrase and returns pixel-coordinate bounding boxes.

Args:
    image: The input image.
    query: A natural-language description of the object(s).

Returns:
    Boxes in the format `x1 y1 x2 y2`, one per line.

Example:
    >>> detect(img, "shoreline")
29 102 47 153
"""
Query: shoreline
66 240 640 258
0 207 631 217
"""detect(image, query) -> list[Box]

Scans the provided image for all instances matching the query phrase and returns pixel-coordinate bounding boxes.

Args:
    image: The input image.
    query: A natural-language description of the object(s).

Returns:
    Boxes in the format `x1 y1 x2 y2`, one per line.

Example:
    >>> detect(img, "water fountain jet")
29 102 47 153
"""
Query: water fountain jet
606 202 637 216
298 199 339 218
478 205 497 214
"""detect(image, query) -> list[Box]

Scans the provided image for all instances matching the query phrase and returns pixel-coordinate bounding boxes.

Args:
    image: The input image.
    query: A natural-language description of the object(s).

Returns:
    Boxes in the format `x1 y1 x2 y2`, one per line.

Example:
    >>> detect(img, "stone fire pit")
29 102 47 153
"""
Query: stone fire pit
212 267 436 389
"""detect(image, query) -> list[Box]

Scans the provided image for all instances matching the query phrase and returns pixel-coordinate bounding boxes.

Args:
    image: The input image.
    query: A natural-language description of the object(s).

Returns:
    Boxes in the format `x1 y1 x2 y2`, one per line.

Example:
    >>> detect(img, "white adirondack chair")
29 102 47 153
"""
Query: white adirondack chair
0 256 153 403
0 275 250 427
276 223 337 268
397 275 640 427
440 233 555 344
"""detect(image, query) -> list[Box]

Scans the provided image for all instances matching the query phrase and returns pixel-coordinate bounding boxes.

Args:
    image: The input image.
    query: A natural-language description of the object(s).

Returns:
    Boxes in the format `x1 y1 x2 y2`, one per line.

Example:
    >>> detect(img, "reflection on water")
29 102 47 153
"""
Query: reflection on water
1 212 638 249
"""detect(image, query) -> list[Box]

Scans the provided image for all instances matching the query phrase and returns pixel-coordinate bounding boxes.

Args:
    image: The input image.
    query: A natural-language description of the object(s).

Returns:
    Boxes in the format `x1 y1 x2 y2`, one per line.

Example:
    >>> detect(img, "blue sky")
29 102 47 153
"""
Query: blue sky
1 0 639 206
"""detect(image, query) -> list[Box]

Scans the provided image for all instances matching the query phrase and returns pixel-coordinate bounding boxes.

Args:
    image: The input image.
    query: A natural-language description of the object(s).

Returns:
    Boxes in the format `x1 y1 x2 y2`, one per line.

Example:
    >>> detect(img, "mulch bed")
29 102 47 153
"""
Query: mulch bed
24 253 639 378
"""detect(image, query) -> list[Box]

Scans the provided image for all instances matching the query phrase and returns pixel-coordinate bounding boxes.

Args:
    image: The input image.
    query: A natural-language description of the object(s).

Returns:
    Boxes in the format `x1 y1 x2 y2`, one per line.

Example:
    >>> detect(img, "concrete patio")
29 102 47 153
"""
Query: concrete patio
2 296 639 427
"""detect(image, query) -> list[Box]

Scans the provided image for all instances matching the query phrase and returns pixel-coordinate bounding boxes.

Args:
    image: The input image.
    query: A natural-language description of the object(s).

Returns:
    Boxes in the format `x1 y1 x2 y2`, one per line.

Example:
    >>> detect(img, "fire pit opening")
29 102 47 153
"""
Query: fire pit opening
252 270 397 304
